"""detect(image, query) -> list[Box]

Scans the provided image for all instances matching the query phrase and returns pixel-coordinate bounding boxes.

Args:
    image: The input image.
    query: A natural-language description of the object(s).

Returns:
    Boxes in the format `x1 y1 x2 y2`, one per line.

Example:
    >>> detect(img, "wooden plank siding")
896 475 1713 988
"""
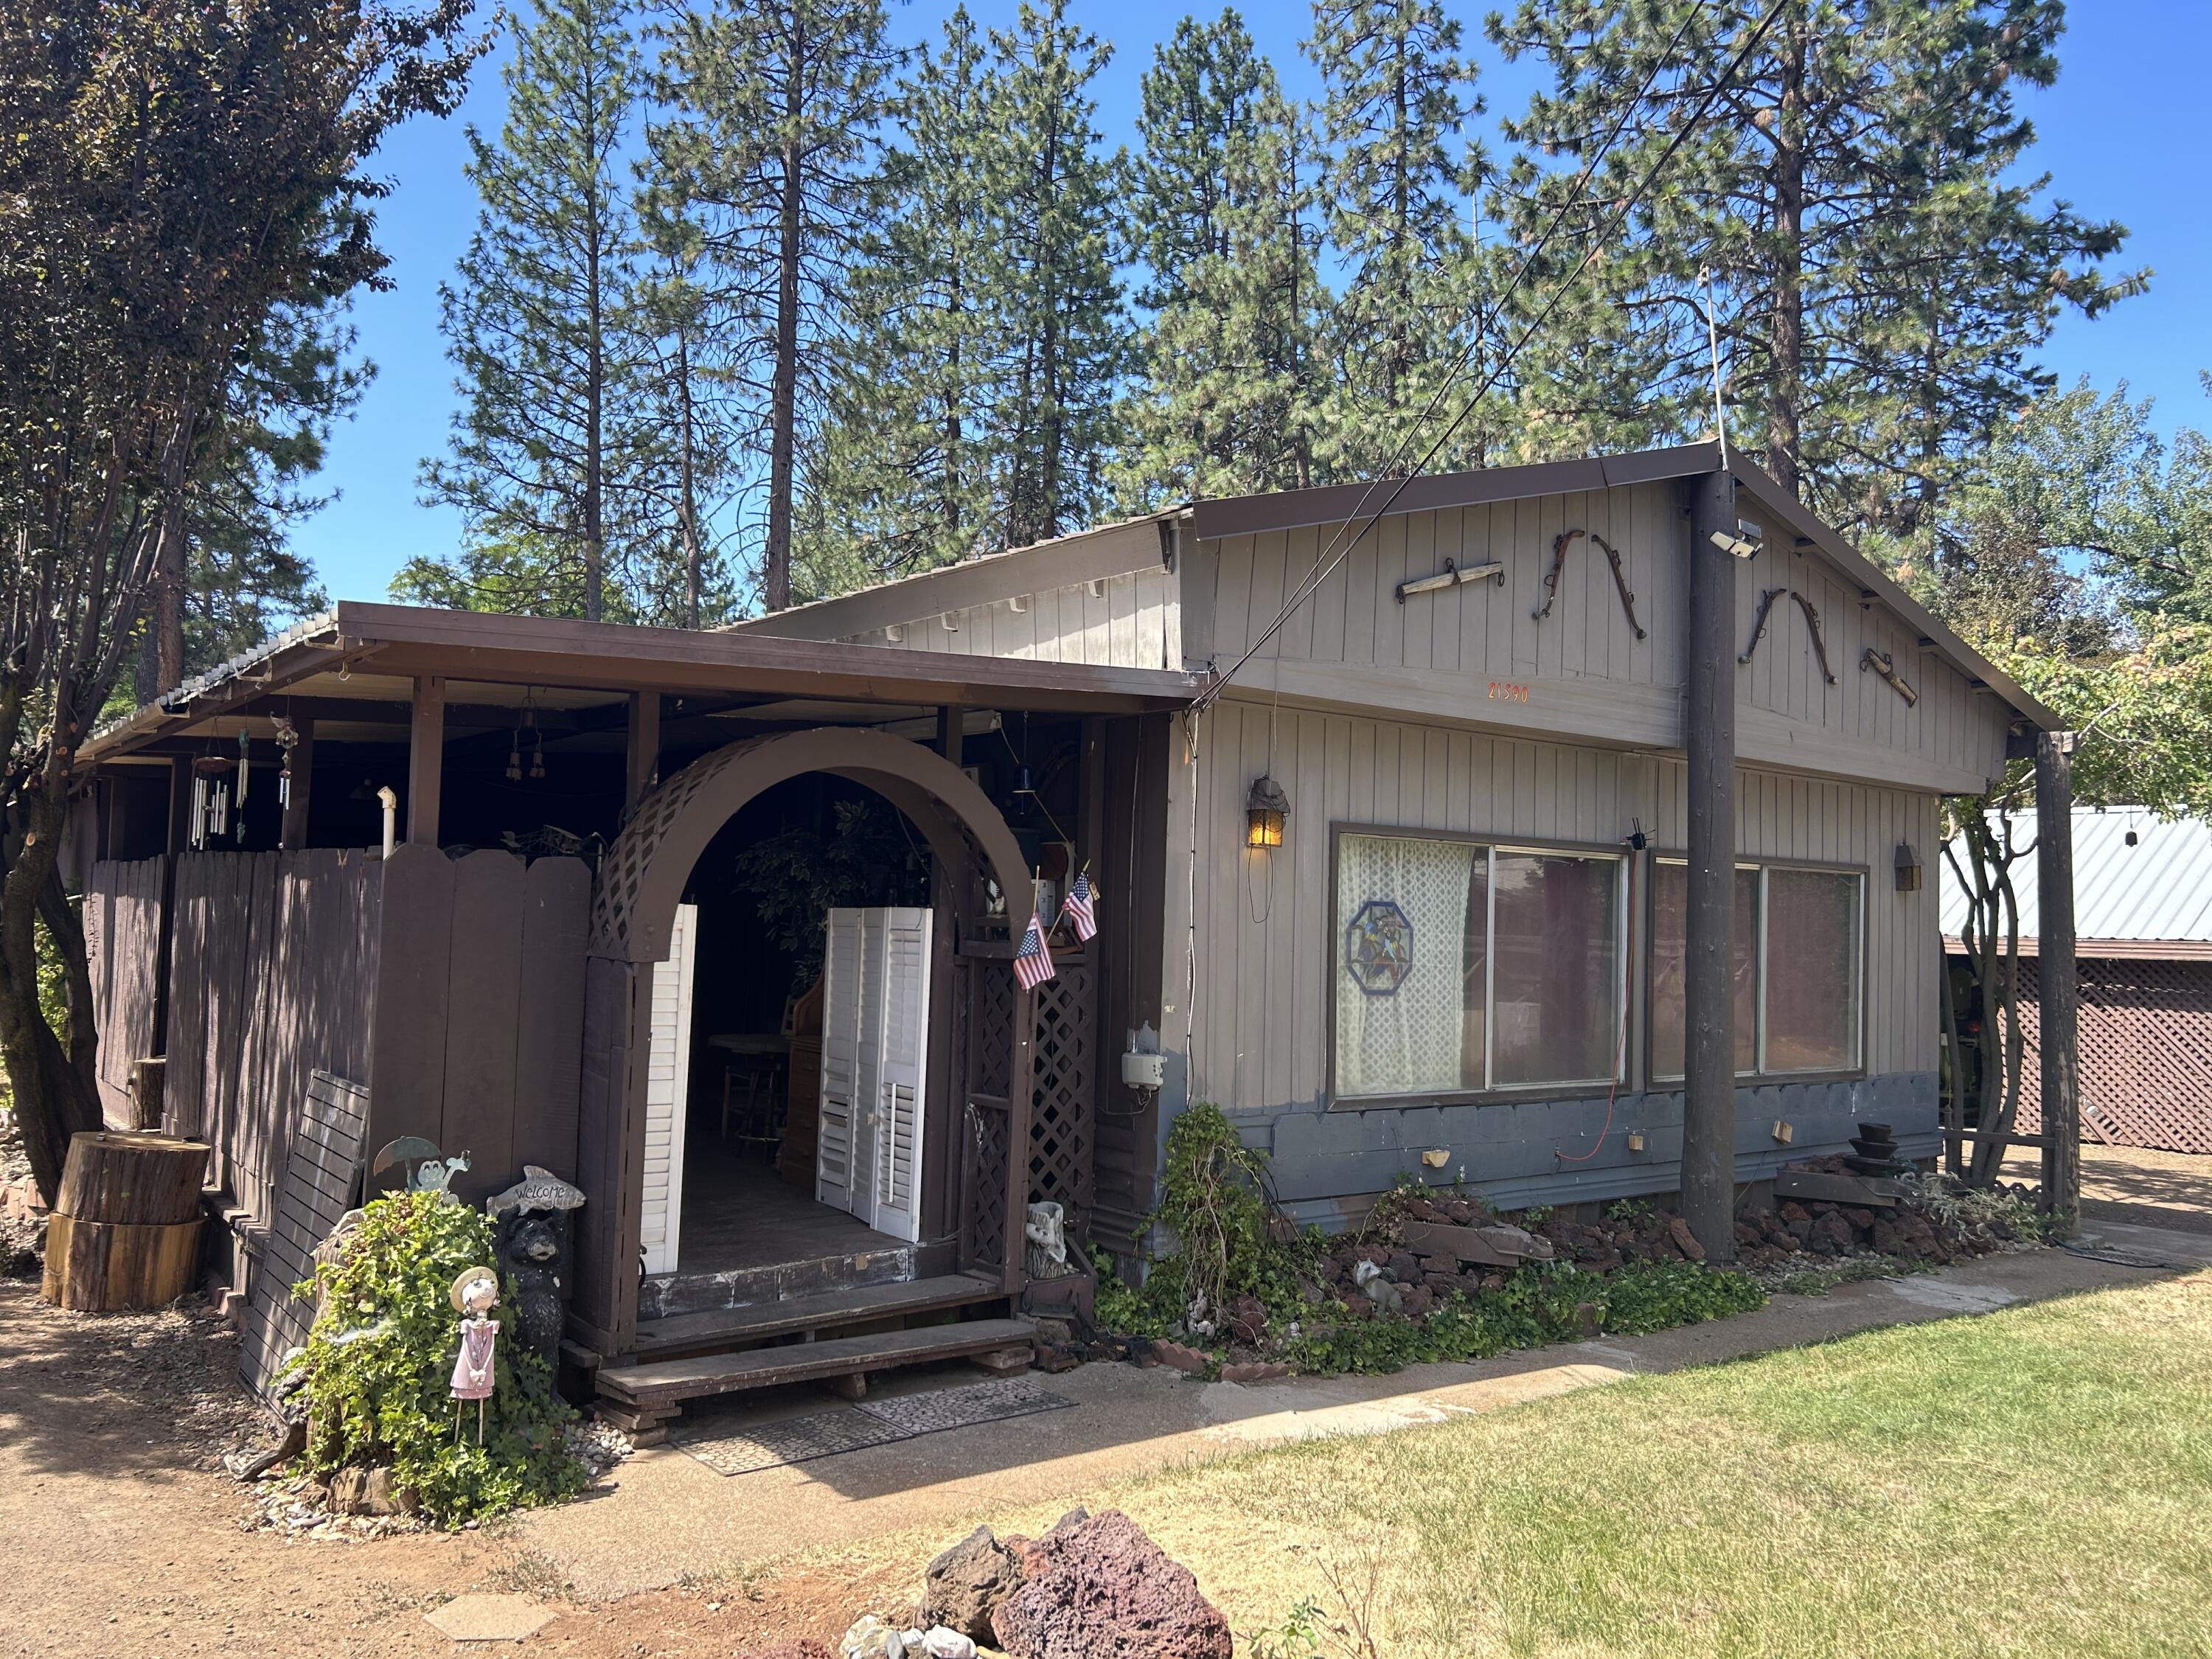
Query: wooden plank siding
83 857 164 1124
832 563 1180 671
1183 701 1941 1121
99 850 385 1228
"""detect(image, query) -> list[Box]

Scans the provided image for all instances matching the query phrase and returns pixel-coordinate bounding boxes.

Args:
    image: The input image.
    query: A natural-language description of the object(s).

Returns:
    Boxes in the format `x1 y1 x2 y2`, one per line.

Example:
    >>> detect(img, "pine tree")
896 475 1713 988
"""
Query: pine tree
1306 0 1488 479
1117 10 1321 503
796 8 999 596
1487 0 2140 525
981 0 1130 549
628 247 745 627
415 0 652 622
649 0 898 612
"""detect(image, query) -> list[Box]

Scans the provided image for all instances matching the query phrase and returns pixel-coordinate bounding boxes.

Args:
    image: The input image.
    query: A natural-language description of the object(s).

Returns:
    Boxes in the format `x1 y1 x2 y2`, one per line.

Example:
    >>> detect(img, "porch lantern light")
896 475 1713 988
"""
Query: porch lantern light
1894 841 1922 892
1245 775 1290 850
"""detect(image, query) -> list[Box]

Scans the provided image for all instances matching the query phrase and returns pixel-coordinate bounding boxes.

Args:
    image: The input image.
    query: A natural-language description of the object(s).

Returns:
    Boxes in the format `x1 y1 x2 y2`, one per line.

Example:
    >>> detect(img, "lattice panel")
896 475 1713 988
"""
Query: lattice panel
962 1097 1012 1273
970 964 1015 1099
1029 961 1096 1220
2008 957 2212 1155
592 736 773 958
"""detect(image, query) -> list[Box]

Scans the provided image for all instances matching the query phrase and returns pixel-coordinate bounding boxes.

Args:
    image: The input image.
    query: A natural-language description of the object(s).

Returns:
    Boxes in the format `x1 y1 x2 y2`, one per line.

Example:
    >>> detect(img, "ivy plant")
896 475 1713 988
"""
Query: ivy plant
290 1190 586 1524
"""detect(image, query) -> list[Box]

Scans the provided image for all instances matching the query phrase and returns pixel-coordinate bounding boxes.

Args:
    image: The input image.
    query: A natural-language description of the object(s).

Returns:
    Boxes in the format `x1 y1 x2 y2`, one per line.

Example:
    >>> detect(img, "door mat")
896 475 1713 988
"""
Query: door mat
671 1377 1074 1477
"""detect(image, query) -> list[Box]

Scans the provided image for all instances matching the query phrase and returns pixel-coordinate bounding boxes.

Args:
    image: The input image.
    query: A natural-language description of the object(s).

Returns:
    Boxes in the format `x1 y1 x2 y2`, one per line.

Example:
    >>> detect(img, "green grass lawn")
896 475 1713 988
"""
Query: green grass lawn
1070 1272 2212 1657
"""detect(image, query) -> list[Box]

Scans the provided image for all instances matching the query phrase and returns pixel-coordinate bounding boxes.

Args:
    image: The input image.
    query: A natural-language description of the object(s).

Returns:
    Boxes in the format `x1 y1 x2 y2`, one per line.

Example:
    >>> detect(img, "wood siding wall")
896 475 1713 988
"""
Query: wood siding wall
83 858 164 1124
365 844 591 1206
1192 484 2010 790
1186 701 1940 1119
835 563 1180 670
153 850 385 1228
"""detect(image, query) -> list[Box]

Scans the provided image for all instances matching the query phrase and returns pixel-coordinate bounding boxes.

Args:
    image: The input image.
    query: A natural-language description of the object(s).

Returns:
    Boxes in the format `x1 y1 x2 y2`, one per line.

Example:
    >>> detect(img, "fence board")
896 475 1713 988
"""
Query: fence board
238 1070 369 1398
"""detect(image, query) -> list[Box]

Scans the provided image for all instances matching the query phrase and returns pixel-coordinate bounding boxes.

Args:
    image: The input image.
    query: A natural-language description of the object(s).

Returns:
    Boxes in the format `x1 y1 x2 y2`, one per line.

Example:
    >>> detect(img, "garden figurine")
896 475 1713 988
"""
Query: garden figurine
449 1266 501 1443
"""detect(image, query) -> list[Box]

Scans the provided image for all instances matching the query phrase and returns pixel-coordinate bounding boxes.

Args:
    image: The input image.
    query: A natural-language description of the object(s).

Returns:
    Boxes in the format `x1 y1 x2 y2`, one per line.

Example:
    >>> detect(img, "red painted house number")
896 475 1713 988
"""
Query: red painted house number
1487 681 1530 703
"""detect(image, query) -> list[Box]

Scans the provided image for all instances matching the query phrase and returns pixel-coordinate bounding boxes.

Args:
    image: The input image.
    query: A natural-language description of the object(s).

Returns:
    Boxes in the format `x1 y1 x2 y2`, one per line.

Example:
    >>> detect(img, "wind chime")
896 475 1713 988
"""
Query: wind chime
272 712 300 814
505 695 546 783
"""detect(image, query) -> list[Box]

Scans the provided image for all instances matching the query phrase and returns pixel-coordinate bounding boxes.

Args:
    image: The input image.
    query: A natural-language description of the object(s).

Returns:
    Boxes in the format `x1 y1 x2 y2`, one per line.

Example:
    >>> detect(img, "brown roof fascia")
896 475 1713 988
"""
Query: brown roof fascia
1188 445 1717 541
1943 934 2212 962
83 602 1206 763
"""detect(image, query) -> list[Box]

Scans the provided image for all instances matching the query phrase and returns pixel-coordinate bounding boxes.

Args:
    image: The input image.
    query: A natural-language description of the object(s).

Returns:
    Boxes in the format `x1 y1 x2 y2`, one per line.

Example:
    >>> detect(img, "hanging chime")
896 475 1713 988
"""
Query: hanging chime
272 714 299 812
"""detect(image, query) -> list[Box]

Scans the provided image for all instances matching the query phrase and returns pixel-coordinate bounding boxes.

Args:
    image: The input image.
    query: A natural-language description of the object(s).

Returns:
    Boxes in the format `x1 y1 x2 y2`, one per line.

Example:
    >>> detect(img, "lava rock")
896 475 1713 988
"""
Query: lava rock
919 1528 1023 1644
1667 1216 1707 1262
1809 1211 1854 1255
992 1509 1233 1659
734 1644 835 1659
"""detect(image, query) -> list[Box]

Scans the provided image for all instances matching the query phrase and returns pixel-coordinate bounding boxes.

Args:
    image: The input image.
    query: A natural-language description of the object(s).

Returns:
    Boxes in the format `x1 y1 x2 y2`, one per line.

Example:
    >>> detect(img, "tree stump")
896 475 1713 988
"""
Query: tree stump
41 1132 209 1311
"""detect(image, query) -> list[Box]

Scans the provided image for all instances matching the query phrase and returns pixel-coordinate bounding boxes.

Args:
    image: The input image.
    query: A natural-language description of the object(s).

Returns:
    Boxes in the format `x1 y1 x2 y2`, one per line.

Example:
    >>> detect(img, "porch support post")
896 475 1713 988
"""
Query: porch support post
1682 468 1739 1262
1004 985 1034 1293
625 692 660 814
936 703 964 767
279 716 314 850
153 754 191 1054
408 675 444 846
2035 731 2081 1230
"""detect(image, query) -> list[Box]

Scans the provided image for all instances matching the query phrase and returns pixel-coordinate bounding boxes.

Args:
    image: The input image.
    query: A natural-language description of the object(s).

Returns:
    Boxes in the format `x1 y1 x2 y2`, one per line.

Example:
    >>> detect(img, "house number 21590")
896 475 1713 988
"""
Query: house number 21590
1487 681 1530 703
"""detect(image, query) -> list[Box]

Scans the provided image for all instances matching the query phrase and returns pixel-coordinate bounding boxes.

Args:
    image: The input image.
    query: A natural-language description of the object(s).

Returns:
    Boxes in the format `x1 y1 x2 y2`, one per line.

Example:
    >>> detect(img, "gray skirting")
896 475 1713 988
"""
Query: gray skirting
1230 1072 1938 1227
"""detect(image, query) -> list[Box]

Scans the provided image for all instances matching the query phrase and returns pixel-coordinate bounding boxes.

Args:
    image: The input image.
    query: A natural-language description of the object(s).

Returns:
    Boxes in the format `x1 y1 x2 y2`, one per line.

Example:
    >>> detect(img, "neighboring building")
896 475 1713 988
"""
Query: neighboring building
1942 807 2212 1154
74 442 2061 1429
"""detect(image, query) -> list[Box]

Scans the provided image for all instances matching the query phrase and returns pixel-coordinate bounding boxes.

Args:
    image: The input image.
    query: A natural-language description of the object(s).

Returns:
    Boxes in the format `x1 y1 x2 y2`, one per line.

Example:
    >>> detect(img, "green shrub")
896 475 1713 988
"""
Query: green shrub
291 1189 585 1524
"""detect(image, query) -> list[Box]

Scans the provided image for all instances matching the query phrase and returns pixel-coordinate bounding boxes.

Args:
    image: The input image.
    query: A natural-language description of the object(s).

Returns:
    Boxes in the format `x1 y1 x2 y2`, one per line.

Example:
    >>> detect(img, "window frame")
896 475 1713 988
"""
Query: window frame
1325 821 1631 1110
1644 852 1868 1087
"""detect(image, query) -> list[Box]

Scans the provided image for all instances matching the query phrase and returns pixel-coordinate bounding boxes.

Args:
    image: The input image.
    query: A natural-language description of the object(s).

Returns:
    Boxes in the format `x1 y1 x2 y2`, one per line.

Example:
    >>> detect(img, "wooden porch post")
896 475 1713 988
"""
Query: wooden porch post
2035 731 2081 1229
625 691 660 815
1004 985 1034 1293
407 675 444 846
279 716 315 850
1682 468 1739 1262
151 754 192 1054
936 703 965 766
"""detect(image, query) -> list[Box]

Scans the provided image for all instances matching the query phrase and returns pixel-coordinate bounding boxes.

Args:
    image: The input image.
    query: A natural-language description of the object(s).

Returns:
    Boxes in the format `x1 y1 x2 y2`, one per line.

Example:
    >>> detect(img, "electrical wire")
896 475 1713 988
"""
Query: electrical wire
1558 849 1639 1164
1194 0 1792 718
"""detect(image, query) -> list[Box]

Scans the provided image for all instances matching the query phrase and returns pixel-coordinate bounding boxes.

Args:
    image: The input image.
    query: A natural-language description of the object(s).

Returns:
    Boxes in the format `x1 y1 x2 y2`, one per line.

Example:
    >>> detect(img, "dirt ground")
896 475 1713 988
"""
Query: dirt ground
2001 1140 2212 1234
0 1140 2204 1656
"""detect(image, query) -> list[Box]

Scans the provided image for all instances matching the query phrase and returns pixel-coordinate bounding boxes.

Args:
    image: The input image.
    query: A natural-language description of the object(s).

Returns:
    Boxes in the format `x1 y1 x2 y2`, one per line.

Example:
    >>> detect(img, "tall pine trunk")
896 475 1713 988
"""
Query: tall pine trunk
584 67 606 625
677 329 701 629
764 34 804 613
1765 11 1808 502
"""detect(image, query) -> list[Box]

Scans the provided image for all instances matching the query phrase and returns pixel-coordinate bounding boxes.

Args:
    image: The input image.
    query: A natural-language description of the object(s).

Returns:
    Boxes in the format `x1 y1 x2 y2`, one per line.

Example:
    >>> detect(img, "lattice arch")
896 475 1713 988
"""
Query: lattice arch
589 727 1033 964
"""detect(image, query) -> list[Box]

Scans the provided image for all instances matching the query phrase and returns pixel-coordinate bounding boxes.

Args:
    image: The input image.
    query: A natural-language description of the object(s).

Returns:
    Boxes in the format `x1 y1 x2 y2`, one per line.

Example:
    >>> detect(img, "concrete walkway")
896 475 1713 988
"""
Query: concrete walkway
516 1214 2212 1601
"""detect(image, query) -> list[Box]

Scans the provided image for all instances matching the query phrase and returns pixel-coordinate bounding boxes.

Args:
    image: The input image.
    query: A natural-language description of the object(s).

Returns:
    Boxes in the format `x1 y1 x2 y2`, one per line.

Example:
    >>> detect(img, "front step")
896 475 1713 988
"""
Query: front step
597 1317 1037 1440
630 1272 1008 1365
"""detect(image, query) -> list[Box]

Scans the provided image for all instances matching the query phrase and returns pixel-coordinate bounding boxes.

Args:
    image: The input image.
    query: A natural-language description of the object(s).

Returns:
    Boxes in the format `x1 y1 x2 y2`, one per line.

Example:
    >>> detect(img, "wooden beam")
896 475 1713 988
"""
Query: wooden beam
936 702 965 768
279 716 314 851
2036 731 2081 1228
1681 470 1739 1264
625 691 661 813
164 753 192 856
407 675 444 846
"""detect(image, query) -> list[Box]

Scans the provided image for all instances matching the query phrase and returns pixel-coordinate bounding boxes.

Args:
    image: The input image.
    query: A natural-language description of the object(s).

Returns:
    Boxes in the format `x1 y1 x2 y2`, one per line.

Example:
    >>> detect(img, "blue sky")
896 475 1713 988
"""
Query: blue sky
307 0 2211 605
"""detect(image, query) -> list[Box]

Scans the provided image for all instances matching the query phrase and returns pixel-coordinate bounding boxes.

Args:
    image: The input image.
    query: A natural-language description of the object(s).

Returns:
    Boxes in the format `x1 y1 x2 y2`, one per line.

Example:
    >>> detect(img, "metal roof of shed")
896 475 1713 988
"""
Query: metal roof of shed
1941 807 2212 955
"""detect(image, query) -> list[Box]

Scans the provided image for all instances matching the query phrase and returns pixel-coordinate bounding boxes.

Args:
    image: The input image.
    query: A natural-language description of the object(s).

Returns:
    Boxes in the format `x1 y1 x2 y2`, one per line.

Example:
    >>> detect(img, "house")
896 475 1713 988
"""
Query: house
72 442 2079 1430
1942 806 2212 1155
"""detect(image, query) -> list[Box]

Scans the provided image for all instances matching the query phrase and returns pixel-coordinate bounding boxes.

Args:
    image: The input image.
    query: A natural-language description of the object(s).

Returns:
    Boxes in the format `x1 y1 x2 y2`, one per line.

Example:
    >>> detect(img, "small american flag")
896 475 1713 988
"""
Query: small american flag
1013 911 1057 990
1060 869 1099 942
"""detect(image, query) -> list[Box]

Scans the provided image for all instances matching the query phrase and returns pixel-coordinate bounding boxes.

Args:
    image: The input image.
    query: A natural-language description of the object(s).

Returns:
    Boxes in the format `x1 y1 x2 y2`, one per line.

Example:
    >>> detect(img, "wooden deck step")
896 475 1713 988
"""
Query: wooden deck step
599 1317 1036 1413
629 1273 1006 1363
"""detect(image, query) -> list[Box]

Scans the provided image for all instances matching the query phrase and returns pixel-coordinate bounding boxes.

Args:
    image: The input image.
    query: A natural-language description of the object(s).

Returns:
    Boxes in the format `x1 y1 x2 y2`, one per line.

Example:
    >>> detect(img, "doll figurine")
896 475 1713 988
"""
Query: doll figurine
449 1267 501 1444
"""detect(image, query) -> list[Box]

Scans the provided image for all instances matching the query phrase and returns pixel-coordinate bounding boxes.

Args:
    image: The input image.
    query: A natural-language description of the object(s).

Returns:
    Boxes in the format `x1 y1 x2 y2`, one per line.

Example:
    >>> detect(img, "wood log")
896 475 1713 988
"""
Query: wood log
126 1058 167 1133
41 1214 202 1310
55 1131 209 1225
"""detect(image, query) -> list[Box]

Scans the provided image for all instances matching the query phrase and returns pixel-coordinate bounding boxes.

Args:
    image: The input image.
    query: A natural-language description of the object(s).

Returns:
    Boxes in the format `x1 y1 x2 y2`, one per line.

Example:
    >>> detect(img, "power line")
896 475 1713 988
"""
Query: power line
1194 0 1790 716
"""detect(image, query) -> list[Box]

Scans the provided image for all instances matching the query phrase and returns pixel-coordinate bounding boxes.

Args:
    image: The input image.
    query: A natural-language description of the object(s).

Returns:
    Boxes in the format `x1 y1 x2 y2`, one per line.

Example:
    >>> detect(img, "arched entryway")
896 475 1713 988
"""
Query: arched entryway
569 728 1039 1356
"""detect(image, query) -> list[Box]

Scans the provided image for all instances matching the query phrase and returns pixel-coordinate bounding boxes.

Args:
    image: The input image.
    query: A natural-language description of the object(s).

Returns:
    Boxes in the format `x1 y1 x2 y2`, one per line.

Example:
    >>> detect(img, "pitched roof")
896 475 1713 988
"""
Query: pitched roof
1941 807 2212 952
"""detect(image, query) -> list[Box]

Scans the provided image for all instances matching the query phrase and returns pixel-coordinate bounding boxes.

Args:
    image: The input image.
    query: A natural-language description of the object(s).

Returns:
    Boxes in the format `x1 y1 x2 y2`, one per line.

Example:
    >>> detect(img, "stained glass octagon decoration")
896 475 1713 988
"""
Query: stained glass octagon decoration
1345 899 1414 997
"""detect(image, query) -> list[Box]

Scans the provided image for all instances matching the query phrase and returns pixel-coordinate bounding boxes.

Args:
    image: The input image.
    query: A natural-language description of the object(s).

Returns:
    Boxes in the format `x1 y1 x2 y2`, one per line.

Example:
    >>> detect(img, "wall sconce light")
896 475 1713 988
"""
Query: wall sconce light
1245 775 1289 849
1894 841 1922 891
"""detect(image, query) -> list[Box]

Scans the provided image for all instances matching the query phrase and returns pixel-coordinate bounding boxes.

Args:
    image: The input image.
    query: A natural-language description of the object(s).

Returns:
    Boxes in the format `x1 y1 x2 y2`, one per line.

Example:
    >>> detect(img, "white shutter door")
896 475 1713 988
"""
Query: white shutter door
815 908 865 1213
868 906 932 1242
639 902 698 1276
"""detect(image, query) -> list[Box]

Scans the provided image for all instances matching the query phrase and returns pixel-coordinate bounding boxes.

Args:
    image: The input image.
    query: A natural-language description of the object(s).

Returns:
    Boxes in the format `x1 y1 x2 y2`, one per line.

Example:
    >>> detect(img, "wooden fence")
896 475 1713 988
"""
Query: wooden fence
86 844 594 1228
163 850 386 1228
83 858 164 1124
